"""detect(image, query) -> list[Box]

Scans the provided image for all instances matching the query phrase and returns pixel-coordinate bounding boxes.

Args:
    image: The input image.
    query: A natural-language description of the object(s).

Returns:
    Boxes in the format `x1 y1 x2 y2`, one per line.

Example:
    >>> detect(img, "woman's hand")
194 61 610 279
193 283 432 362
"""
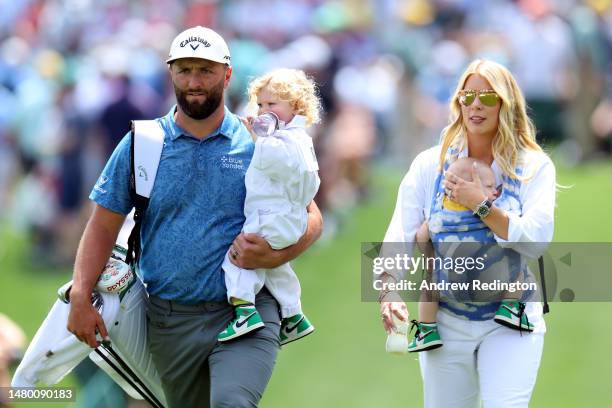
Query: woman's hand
380 298 409 334
444 162 487 210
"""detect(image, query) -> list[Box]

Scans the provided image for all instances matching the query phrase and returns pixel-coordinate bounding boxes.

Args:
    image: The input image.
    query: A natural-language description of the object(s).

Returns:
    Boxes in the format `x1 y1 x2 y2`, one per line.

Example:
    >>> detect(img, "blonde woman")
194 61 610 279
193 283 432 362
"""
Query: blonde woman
380 59 555 407
219 68 322 345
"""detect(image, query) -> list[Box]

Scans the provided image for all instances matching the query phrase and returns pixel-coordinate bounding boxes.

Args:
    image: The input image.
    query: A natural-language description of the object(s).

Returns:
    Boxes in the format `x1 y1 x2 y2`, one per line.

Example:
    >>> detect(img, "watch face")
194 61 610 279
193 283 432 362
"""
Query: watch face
477 206 490 217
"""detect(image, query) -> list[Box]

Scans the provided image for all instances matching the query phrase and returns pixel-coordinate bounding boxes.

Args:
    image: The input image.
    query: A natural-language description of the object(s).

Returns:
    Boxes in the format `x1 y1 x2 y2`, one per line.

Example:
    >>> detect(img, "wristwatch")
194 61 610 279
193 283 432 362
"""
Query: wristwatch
473 198 493 219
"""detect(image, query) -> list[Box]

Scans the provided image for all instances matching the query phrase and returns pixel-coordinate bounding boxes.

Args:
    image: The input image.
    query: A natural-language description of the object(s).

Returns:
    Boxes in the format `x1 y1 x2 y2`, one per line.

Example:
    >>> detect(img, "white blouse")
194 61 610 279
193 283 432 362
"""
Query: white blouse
383 145 556 278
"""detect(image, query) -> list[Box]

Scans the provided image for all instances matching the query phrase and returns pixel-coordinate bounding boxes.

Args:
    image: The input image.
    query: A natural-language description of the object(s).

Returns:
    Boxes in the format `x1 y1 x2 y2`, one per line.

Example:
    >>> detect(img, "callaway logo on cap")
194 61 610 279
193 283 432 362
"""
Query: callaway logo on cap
166 26 231 65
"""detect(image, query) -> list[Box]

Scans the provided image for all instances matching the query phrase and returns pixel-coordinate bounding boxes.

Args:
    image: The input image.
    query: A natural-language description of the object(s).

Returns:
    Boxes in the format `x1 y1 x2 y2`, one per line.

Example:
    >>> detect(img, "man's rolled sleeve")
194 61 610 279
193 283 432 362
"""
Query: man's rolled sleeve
89 132 134 215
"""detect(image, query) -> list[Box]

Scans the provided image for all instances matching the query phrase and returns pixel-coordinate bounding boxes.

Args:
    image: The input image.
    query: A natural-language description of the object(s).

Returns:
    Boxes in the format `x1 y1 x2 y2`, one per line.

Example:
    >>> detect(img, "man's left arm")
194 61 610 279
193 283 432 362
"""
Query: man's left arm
230 200 323 269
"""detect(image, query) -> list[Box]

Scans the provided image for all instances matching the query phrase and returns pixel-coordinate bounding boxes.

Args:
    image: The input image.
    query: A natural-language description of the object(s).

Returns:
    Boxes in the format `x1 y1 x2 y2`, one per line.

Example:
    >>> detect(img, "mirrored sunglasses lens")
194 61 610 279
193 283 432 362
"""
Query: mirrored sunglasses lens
460 93 475 106
479 93 499 106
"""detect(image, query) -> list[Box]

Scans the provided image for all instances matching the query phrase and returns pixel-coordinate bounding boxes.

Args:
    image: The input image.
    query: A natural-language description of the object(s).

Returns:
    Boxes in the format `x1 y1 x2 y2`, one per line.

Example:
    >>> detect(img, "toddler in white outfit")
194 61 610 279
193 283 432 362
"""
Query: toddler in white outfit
218 68 321 345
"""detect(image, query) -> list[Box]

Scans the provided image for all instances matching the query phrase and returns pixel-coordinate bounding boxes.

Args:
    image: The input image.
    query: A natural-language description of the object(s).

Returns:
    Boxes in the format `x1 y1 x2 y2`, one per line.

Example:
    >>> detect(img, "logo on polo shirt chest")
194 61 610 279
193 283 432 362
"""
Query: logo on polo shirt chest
221 155 245 170
179 36 211 51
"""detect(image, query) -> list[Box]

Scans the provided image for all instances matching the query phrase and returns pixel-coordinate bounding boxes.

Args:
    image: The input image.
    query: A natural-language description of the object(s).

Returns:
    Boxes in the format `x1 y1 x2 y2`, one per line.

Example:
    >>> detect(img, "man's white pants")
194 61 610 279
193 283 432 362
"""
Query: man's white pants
419 302 545 408
222 252 302 318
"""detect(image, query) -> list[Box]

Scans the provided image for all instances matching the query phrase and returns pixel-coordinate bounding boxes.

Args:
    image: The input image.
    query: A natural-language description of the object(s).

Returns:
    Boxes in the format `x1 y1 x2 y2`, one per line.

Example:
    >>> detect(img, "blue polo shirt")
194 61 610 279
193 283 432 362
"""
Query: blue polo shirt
90 106 254 304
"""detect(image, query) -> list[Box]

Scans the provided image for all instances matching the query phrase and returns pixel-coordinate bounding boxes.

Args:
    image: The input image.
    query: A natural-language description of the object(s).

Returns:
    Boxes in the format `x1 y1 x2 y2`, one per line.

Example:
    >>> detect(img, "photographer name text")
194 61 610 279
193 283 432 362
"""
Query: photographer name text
373 279 537 293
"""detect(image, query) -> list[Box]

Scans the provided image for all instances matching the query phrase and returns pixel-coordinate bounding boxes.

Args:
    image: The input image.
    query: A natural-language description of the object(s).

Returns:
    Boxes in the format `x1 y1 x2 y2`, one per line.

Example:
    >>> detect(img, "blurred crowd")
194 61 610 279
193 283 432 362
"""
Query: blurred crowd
0 0 611 267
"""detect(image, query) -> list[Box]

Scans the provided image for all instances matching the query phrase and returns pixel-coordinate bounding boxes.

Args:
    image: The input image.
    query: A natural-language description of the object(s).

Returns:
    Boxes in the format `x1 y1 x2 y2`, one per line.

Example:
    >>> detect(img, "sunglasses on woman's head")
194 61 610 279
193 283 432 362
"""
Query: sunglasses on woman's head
458 89 500 107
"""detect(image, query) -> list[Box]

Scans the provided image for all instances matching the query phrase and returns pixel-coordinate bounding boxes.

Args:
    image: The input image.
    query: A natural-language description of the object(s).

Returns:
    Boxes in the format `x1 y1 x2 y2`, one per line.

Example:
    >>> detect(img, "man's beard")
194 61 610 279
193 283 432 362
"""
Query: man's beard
174 79 224 120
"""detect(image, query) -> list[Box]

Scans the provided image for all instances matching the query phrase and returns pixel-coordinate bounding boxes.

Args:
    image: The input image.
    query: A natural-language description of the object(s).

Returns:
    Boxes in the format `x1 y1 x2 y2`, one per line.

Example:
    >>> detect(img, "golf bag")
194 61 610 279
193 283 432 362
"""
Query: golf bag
12 120 167 407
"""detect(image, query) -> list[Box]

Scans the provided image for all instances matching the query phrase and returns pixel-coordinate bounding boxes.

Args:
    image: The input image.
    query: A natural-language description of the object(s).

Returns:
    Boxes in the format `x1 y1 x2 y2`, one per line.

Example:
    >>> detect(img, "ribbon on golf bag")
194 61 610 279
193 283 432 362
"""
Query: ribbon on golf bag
125 120 165 267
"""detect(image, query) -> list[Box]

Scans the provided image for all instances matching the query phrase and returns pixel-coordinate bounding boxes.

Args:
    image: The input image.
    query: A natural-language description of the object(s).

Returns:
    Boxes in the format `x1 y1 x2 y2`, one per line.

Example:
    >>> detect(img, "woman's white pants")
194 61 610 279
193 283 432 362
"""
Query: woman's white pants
419 302 545 408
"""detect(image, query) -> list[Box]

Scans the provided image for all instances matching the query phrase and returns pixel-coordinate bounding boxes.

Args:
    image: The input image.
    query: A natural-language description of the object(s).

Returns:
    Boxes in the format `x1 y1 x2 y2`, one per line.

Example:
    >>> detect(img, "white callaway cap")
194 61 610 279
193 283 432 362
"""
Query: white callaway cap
166 26 231 65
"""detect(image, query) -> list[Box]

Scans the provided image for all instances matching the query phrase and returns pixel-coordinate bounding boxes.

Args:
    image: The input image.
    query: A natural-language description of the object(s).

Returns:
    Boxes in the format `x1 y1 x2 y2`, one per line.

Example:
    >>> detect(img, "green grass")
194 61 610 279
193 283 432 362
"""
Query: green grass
2 160 612 407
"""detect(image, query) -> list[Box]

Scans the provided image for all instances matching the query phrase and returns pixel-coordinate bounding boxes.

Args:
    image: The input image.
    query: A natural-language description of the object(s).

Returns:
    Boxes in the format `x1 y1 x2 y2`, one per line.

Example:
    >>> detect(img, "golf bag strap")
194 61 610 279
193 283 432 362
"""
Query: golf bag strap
538 255 550 314
126 120 165 267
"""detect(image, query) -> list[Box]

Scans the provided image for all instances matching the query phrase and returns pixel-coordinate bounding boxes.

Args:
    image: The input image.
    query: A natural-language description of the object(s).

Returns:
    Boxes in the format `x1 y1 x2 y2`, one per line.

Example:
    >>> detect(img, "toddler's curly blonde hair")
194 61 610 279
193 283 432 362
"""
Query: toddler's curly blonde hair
247 68 322 126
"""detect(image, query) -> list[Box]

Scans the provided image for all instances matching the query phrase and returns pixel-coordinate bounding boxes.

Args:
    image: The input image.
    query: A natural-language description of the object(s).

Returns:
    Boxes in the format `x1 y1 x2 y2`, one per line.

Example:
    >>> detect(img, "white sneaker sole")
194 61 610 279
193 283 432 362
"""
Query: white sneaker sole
280 325 315 346
407 339 443 353
494 315 534 332
218 321 265 342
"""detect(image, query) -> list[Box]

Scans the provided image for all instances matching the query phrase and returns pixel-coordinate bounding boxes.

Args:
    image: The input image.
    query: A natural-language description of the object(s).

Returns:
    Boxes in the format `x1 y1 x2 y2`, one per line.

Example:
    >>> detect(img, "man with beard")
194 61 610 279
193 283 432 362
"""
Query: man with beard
67 26 323 407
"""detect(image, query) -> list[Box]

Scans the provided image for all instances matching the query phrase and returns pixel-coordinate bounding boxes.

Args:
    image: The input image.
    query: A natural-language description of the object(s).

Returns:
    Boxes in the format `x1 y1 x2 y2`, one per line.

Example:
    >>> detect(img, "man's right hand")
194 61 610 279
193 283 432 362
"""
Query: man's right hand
67 294 110 348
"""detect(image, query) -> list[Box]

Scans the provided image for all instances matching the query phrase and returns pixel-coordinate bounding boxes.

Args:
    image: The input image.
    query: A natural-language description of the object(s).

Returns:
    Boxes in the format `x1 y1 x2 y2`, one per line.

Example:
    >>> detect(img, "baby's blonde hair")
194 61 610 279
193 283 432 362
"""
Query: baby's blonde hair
247 68 322 126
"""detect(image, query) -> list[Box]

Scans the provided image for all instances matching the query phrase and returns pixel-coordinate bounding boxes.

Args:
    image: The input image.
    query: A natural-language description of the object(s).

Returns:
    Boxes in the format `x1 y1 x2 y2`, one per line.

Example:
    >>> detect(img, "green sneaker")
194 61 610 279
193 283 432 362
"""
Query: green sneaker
494 300 534 332
280 313 315 345
407 321 443 352
218 304 265 342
